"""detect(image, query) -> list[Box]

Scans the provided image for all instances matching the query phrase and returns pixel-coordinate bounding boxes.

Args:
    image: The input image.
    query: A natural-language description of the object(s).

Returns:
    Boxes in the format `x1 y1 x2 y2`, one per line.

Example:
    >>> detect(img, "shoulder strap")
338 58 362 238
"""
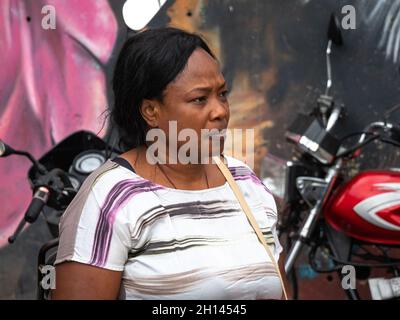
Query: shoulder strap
213 156 288 300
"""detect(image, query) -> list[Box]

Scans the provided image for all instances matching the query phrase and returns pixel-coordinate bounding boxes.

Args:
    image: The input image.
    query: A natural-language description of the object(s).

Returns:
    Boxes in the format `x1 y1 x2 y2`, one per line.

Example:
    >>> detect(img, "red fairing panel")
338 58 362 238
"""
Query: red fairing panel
324 170 400 245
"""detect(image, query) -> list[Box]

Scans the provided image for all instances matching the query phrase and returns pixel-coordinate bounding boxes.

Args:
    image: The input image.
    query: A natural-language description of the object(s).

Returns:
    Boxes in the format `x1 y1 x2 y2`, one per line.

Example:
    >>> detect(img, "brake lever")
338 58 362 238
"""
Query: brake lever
8 186 50 244
8 218 27 244
7 168 74 244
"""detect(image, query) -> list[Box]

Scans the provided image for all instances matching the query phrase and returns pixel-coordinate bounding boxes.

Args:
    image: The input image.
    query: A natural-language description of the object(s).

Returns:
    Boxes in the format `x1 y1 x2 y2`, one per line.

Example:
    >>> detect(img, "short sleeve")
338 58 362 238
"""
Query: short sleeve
236 159 283 262
258 179 283 262
54 178 131 271
268 202 283 262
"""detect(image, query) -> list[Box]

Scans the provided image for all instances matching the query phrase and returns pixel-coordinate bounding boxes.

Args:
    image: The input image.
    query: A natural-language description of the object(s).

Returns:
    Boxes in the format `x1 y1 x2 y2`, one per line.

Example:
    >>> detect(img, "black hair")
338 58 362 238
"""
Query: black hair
111 27 216 151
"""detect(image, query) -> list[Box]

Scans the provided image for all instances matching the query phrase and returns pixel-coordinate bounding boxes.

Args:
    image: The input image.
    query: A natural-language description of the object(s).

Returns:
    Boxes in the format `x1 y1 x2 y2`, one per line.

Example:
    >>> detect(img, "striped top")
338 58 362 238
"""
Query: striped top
55 155 283 300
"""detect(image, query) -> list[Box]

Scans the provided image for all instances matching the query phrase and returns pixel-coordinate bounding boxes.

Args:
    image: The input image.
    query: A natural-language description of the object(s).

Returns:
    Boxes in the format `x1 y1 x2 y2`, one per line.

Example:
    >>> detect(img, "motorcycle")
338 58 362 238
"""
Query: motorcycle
0 130 119 299
279 14 400 300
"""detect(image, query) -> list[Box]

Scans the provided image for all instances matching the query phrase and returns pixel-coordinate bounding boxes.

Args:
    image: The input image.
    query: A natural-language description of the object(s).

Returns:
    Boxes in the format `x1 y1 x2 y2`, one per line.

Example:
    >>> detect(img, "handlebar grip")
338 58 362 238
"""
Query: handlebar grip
8 187 50 244
24 187 49 223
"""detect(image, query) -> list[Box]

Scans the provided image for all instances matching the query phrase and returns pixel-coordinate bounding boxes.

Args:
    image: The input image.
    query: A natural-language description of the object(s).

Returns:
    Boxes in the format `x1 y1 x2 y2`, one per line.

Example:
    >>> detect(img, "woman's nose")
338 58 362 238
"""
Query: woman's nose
209 98 229 122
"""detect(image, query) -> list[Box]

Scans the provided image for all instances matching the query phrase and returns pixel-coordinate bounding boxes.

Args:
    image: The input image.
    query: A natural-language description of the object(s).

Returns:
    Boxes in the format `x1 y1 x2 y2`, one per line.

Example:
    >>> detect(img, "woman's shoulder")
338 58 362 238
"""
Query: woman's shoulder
223 154 254 171
59 159 147 231
224 155 275 200
73 158 140 202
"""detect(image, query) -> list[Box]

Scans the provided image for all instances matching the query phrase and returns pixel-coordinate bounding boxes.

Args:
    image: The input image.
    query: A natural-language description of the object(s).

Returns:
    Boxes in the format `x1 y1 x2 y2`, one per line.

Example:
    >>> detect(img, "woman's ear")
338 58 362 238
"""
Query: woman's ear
140 99 159 128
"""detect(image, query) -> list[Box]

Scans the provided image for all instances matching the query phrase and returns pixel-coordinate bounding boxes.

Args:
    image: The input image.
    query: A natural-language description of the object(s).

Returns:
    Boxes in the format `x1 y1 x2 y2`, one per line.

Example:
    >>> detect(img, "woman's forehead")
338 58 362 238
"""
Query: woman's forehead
186 48 219 69
170 49 225 91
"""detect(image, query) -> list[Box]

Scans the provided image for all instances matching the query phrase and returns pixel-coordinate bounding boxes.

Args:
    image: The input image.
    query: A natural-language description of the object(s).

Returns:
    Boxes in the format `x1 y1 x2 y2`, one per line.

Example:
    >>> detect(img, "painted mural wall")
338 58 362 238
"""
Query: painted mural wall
1 0 400 299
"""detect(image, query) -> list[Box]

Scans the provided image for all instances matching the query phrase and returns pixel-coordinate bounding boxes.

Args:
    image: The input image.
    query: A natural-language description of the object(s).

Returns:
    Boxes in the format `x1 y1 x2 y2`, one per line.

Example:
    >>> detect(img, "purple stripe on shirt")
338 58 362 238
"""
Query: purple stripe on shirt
90 179 164 267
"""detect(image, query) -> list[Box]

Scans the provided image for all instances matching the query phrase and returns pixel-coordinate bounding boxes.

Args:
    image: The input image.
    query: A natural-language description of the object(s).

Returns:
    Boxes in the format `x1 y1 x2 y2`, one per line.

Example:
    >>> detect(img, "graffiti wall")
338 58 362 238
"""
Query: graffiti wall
1 0 400 299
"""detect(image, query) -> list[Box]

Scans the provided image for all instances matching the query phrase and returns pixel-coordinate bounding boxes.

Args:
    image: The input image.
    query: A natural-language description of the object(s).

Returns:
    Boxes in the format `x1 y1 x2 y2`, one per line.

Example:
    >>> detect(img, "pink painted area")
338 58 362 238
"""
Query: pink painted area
0 0 118 246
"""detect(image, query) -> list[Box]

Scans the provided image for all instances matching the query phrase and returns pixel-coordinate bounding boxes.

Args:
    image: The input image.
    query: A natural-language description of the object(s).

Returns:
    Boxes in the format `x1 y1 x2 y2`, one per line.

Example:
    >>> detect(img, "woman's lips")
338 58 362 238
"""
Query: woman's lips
205 129 227 139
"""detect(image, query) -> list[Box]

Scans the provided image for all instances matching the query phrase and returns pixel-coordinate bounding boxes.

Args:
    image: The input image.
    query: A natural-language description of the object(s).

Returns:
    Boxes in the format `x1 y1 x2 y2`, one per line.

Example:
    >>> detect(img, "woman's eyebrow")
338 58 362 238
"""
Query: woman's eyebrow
187 82 227 94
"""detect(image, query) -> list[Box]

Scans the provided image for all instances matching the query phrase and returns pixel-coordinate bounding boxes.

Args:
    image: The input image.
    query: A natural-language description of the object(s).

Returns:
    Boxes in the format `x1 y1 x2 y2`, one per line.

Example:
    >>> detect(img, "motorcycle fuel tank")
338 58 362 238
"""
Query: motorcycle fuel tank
324 170 400 245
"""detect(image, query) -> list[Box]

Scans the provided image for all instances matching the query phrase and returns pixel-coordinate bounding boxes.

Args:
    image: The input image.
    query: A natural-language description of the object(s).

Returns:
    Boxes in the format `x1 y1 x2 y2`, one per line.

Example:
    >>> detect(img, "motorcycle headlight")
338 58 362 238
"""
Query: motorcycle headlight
285 114 340 165
71 150 106 175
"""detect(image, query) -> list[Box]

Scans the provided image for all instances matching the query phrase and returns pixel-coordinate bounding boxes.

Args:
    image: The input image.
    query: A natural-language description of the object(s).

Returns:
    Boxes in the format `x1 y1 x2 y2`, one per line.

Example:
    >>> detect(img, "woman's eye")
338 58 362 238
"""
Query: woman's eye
219 90 229 99
192 96 207 104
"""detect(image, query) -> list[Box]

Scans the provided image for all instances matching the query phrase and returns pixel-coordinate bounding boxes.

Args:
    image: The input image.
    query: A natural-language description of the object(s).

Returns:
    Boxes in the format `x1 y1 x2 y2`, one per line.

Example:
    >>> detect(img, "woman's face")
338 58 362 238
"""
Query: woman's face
154 48 230 161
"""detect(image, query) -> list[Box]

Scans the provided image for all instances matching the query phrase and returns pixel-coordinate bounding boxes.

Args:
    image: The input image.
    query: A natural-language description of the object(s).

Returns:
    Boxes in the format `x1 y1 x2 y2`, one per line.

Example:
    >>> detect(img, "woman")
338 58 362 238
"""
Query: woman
52 27 285 300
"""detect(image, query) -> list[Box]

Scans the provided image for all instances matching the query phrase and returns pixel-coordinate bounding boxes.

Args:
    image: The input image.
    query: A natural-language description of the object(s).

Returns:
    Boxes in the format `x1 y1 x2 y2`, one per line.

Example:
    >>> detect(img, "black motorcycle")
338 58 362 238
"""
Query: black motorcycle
0 130 119 299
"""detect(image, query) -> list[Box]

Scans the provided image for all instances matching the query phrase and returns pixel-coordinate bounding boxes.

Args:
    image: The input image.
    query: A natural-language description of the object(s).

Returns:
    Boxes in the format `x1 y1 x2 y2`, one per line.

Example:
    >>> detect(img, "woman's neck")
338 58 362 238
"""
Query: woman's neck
140 144 211 189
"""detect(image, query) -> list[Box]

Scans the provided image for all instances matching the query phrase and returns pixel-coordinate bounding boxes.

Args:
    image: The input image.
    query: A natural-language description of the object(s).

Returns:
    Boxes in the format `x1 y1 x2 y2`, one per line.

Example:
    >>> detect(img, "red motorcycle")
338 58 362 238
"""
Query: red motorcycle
279 14 400 300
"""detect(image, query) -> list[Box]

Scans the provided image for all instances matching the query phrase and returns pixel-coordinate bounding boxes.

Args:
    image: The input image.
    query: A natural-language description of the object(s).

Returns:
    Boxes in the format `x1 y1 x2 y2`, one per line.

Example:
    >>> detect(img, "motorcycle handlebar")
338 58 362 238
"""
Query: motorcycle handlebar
24 187 50 223
336 121 400 160
358 122 394 144
8 187 50 243
8 219 27 244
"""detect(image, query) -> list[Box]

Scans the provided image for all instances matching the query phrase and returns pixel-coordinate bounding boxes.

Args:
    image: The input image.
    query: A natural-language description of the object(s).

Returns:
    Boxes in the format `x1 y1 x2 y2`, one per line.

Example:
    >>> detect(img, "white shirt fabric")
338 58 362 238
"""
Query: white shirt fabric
55 155 283 300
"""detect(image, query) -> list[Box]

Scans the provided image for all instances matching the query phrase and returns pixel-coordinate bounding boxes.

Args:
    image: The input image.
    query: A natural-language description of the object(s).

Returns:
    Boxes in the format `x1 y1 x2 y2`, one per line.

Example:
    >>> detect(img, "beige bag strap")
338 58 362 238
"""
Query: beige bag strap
213 156 288 300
